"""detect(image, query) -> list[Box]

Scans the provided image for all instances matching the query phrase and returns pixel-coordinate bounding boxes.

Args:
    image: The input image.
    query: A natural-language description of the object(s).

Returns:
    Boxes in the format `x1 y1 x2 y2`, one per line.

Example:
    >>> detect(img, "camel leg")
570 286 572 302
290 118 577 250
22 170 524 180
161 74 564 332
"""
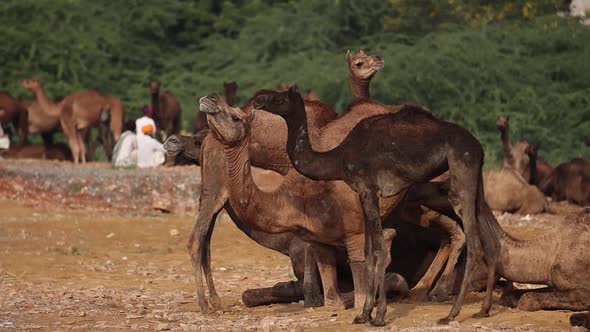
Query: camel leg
346 233 367 310
202 213 221 309
310 244 350 310
354 189 389 327
242 280 303 307
438 158 485 324
303 243 323 307
518 288 590 312
76 128 88 163
429 214 466 302
61 119 80 163
409 239 451 301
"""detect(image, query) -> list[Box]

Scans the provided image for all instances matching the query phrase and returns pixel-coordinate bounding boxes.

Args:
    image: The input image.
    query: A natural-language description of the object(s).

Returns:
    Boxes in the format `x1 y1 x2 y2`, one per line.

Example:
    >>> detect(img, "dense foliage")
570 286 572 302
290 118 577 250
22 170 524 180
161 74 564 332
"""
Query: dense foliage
0 0 588 166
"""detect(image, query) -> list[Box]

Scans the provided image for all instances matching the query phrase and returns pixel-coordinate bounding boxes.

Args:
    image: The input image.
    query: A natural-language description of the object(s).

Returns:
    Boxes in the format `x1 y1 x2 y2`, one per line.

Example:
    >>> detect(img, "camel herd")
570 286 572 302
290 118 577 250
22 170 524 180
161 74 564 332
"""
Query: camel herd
1 50 589 328
162 50 590 328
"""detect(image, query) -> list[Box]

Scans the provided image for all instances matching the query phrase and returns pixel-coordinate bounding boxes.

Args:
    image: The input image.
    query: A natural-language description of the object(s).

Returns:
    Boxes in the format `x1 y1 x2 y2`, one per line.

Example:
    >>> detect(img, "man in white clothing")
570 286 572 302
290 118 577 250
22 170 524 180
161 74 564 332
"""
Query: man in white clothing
0 109 10 150
135 105 165 168
112 120 137 167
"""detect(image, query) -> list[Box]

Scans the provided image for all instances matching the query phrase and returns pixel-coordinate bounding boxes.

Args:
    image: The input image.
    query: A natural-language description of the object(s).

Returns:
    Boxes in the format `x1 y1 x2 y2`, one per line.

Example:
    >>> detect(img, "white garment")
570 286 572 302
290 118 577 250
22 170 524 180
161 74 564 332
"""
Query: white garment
0 125 9 150
137 134 165 168
136 116 157 137
112 131 137 167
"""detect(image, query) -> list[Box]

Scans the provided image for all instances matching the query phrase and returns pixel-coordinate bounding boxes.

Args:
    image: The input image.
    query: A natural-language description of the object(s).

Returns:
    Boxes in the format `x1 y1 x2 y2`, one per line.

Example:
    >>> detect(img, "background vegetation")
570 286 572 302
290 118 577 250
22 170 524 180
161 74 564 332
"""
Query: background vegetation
1 0 588 166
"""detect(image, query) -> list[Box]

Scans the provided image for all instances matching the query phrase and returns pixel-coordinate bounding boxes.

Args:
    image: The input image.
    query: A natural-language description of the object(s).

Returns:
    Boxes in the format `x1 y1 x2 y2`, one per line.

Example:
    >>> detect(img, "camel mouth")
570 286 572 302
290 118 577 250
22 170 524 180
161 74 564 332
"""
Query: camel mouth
163 137 182 156
372 61 385 71
199 96 219 115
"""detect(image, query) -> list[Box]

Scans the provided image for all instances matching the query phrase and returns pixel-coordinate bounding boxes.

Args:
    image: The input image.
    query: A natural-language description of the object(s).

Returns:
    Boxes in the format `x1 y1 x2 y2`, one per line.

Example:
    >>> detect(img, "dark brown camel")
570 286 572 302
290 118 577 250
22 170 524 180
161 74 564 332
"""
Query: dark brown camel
0 92 28 144
277 83 320 101
254 88 500 326
496 116 553 187
540 158 590 205
148 80 182 140
571 312 590 330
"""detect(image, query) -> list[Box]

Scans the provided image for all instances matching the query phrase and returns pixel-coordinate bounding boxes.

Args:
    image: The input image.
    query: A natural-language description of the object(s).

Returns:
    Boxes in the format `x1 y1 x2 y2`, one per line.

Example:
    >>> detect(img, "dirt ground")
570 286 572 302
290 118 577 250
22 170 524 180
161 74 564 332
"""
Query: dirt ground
0 160 585 331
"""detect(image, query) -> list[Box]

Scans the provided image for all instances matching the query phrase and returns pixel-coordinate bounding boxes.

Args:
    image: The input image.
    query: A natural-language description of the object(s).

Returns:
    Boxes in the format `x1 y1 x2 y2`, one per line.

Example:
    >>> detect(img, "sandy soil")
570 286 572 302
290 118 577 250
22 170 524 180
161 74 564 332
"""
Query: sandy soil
0 160 585 331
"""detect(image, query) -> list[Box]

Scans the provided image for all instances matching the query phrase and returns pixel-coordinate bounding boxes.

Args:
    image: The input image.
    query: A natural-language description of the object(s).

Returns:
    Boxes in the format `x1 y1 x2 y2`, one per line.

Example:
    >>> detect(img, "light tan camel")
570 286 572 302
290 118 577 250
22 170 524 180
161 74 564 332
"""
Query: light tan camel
481 209 590 314
21 79 123 163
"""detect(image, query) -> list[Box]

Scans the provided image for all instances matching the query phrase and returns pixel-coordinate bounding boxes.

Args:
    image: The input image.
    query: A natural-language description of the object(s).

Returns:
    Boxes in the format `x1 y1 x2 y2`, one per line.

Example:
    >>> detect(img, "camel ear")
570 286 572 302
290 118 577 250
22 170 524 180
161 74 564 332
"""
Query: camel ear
358 49 367 56
346 50 352 63
288 85 298 97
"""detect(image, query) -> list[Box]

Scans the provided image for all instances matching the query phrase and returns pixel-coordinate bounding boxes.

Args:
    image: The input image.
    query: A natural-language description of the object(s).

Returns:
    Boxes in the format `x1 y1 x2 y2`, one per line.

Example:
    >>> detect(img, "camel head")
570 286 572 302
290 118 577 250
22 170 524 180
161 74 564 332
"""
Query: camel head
21 78 42 92
277 82 298 91
148 80 161 94
253 86 303 119
199 94 254 146
496 115 509 131
163 134 187 156
524 143 539 158
346 49 384 80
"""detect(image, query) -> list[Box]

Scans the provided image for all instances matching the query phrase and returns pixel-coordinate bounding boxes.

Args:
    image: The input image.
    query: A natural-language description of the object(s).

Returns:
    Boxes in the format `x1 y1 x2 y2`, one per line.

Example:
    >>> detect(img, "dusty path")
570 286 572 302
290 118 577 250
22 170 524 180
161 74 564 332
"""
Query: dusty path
0 161 583 331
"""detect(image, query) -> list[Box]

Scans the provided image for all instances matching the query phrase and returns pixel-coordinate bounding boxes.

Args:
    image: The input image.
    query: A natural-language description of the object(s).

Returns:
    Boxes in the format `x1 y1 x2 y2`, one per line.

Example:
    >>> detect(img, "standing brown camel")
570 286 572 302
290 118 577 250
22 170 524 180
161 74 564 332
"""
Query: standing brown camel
0 92 28 144
148 80 182 140
540 158 590 205
496 116 553 186
489 209 590 312
346 50 384 103
20 99 61 146
254 88 500 326
192 82 238 134
21 79 124 163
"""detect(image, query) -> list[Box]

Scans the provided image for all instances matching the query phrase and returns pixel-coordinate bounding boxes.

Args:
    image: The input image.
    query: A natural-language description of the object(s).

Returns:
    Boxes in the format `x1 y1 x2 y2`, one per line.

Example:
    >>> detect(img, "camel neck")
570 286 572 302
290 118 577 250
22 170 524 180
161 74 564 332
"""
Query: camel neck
528 154 538 185
224 136 282 231
349 74 371 102
33 87 59 117
500 129 514 169
150 92 160 114
284 101 345 181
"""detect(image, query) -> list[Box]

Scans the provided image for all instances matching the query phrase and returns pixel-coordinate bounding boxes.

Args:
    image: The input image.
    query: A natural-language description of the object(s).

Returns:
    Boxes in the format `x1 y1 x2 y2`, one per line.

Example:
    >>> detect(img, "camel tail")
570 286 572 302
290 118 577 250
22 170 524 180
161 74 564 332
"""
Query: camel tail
476 172 502 255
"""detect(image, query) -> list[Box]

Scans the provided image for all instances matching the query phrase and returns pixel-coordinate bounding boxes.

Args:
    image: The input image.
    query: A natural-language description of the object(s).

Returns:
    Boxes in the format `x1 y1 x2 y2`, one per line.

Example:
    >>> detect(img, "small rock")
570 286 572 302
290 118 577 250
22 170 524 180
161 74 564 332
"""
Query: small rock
106 233 115 239
449 320 461 327
78 311 86 317
156 322 170 331
122 256 128 261
169 229 179 237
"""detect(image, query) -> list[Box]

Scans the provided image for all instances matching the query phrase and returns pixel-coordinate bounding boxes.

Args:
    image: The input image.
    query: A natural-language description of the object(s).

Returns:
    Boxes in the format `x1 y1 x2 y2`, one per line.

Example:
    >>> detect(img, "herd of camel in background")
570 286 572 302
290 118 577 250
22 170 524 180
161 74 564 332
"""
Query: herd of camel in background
1 50 589 328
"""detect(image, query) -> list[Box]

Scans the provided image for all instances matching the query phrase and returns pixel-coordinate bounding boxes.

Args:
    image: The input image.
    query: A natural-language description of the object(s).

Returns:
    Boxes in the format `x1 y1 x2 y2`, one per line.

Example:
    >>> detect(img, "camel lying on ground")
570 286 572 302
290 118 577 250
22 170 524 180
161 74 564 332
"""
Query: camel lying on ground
493 209 590 312
0 142 71 161
148 80 181 141
254 88 499 326
540 158 590 206
0 92 28 144
483 117 549 214
21 79 123 163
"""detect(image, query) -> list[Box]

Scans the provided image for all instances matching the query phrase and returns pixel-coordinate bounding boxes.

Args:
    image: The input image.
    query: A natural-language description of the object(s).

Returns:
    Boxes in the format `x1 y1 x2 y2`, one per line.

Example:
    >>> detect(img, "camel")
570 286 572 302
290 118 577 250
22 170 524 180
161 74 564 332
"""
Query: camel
148 80 182 141
21 79 124 163
192 82 238 134
571 312 590 330
346 50 384 103
0 92 28 144
482 119 549 214
201 92 438 310
20 99 61 146
254 88 500 326
489 209 590 313
0 142 71 161
540 158 590 205
496 116 553 186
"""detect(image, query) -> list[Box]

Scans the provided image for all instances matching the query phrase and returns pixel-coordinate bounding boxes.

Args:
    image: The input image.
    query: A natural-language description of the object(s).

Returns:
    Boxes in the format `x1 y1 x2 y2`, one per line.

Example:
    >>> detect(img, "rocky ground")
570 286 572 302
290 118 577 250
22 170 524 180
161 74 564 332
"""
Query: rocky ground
0 159 586 331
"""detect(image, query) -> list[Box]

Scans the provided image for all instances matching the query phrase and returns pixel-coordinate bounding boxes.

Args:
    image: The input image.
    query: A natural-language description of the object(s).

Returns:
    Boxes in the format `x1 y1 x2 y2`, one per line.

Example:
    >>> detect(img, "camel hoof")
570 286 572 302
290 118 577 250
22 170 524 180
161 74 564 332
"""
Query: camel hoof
428 290 450 303
471 311 490 319
303 294 323 308
437 317 453 325
198 300 209 314
570 313 588 327
209 295 222 310
368 318 386 327
408 288 429 302
353 313 371 324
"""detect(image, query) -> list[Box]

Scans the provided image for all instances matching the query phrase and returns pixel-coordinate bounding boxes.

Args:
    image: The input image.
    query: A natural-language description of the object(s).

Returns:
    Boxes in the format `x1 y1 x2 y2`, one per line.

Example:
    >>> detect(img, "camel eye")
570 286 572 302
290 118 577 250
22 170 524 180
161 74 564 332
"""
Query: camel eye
231 115 240 122
355 62 363 67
